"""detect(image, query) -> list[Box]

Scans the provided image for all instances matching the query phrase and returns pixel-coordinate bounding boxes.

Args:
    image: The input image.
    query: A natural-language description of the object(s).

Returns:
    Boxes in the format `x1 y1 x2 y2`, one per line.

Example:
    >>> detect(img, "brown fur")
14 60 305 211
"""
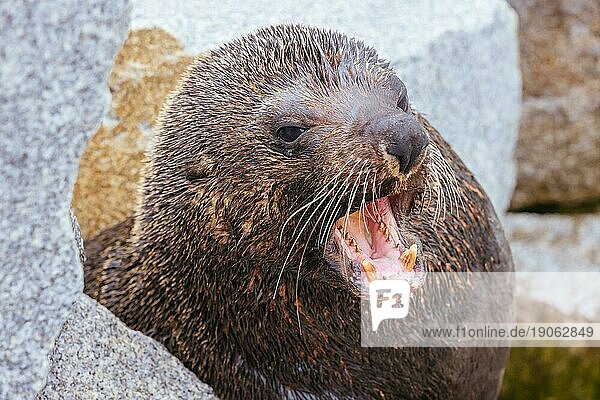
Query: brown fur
84 25 513 399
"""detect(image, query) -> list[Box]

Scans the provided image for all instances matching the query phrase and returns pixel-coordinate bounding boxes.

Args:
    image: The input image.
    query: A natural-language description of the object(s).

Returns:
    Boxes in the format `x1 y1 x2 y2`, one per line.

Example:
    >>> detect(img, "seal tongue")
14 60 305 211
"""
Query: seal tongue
333 196 422 288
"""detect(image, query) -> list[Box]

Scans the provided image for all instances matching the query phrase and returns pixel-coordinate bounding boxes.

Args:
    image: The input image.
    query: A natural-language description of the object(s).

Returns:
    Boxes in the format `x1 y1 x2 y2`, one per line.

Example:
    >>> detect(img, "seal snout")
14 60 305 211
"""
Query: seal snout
370 113 429 174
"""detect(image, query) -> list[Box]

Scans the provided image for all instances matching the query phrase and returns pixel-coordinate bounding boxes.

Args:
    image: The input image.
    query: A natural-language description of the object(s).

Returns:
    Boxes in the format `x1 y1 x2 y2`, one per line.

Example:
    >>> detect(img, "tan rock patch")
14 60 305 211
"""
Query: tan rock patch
72 28 194 239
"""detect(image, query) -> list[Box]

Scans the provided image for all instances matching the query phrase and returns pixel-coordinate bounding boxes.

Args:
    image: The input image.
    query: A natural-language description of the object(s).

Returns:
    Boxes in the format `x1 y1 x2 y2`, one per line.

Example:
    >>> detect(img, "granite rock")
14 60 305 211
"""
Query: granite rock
0 1 129 397
0 2 217 398
38 295 217 400
505 213 599 273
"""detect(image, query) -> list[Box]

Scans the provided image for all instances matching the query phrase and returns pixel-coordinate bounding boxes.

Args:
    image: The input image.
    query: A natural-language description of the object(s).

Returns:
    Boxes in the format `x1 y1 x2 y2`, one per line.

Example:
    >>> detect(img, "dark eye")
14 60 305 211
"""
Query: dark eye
397 94 409 112
276 126 306 143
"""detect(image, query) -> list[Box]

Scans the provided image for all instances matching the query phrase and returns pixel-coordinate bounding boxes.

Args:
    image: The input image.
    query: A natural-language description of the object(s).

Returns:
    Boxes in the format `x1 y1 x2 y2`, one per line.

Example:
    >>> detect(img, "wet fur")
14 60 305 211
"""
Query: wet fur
84 25 513 399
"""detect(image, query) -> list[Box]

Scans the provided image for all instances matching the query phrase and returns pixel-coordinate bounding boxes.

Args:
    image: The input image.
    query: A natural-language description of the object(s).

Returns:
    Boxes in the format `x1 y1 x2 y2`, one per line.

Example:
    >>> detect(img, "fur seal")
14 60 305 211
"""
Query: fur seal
84 24 513 399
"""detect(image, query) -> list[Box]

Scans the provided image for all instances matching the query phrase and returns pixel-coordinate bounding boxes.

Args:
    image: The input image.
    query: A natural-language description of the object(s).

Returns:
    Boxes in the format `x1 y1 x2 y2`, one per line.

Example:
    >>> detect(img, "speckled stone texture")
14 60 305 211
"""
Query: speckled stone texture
0 1 129 397
131 0 522 214
38 295 217 400
0 1 218 398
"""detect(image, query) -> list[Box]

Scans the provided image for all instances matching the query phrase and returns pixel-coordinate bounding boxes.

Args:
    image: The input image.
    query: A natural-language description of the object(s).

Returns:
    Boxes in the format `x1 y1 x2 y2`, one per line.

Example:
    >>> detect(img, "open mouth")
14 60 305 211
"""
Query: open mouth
330 194 426 293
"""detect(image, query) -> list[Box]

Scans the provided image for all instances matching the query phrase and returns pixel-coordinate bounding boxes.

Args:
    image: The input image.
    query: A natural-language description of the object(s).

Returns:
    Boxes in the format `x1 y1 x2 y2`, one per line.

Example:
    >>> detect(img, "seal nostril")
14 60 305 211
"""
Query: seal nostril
405 141 426 173
386 136 425 175
384 119 428 175
370 113 428 175
397 152 412 175
403 151 416 174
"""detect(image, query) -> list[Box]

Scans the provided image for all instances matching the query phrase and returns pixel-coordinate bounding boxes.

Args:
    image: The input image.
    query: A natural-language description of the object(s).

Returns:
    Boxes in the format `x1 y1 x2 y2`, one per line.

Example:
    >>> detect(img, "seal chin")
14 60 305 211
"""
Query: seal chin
328 194 427 295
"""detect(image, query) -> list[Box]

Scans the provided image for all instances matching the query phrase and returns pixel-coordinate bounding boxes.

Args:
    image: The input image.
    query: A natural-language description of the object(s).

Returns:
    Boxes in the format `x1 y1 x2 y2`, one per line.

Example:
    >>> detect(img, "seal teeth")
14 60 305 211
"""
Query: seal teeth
400 243 418 272
361 257 377 282
337 226 362 254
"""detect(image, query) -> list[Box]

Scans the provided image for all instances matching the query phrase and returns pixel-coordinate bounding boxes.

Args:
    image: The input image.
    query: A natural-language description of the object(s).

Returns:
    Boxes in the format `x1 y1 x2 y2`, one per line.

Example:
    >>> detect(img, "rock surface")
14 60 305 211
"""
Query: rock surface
1 1 216 398
38 295 217 400
505 213 600 322
73 29 193 239
506 213 599 273
508 0 600 210
73 0 521 241
0 1 129 397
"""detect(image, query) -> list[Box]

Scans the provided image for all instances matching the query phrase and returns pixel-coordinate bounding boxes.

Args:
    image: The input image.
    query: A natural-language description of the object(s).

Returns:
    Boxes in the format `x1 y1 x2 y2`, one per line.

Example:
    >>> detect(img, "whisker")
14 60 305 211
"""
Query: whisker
318 179 350 246
365 173 379 222
274 158 359 299
342 160 368 240
371 173 383 221
292 159 362 333
274 187 338 298
278 158 353 243
359 169 370 234
316 159 364 246
426 142 463 221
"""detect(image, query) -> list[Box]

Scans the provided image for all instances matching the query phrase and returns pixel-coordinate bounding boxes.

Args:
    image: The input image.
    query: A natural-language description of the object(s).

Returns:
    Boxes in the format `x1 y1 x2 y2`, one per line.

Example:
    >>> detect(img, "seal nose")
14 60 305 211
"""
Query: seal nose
369 114 429 174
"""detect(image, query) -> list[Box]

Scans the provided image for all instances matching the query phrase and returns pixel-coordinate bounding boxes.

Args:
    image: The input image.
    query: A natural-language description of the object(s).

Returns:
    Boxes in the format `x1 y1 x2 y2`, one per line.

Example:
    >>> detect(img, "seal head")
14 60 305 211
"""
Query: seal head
158 25 433 294
85 24 513 400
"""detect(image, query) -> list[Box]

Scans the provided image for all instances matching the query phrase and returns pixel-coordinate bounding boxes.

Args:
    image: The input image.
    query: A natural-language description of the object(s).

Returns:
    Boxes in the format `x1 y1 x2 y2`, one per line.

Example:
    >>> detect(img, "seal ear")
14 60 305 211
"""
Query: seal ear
185 167 210 183
185 156 217 184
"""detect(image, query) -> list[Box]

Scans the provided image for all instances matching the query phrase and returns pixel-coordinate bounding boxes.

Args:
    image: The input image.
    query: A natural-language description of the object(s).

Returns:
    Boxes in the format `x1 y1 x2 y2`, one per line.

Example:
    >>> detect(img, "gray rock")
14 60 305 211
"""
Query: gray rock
505 213 600 322
131 0 522 214
0 0 218 398
40 216 215 398
0 1 129 398
505 212 600 272
508 0 600 209
38 295 217 400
